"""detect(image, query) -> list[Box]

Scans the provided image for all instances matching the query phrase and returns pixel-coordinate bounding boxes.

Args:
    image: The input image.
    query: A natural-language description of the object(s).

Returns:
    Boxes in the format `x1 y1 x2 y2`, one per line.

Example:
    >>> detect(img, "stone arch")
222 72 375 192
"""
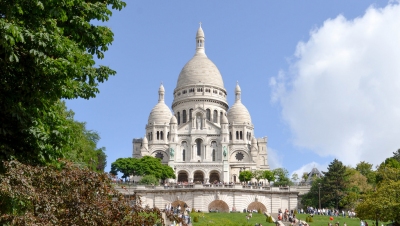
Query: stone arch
171 200 189 209
209 170 220 183
208 200 229 213
177 170 189 183
247 201 267 213
193 170 204 183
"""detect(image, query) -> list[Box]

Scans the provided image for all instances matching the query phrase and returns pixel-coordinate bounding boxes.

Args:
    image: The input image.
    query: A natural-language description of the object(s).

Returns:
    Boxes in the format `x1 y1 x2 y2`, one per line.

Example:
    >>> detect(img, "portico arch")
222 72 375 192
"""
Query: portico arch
209 170 220 183
193 170 204 183
177 170 189 183
171 200 189 209
208 200 229 213
247 201 267 213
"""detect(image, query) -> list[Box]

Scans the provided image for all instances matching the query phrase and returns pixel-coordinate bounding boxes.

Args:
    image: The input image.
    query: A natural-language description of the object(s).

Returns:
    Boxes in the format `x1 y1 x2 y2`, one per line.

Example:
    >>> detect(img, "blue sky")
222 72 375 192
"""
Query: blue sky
66 1 400 177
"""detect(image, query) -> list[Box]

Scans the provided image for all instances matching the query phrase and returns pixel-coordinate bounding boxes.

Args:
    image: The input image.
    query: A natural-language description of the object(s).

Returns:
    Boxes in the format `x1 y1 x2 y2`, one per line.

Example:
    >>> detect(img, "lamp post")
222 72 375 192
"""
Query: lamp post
174 166 177 184
318 183 321 210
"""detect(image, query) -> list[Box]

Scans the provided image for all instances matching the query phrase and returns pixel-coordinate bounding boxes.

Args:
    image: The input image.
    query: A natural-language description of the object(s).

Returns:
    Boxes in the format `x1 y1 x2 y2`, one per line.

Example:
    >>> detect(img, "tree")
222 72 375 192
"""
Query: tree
140 175 159 185
239 170 253 183
393 149 400 162
262 170 275 185
291 173 299 183
356 164 400 226
0 160 170 225
355 161 376 185
340 167 372 210
110 156 175 181
301 177 323 208
0 0 126 165
272 168 293 187
110 158 138 179
321 159 349 209
252 170 264 183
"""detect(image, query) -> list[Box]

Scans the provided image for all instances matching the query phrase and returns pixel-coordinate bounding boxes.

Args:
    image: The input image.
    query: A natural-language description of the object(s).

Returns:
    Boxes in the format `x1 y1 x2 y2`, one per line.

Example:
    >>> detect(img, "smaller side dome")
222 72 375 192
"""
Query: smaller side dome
170 115 177 124
227 83 252 124
148 85 173 124
221 114 228 124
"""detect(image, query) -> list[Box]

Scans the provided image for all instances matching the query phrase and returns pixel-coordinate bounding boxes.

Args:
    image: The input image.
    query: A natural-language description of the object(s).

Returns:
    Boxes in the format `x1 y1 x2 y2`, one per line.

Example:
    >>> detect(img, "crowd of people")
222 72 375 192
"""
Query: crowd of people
164 203 191 225
305 207 356 218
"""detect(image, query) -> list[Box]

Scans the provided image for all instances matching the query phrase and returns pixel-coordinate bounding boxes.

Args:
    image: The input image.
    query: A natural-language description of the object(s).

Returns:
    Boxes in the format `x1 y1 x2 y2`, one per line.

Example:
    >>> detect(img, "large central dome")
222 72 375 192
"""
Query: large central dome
175 25 225 90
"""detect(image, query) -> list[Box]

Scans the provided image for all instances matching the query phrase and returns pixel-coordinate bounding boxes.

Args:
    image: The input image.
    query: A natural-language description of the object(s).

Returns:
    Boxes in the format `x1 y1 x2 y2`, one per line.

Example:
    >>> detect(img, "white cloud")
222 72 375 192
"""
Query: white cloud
267 147 283 170
271 2 400 167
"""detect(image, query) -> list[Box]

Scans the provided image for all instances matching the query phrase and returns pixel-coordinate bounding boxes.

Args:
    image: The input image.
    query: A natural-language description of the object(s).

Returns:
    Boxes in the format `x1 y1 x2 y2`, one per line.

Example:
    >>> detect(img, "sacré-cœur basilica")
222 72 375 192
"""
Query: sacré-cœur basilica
124 25 299 213
133 24 269 184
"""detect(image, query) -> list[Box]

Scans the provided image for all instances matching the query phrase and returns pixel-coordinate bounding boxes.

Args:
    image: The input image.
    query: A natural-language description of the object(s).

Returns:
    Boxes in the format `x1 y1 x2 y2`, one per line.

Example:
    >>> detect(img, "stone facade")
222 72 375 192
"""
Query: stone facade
133 25 270 184
117 185 299 213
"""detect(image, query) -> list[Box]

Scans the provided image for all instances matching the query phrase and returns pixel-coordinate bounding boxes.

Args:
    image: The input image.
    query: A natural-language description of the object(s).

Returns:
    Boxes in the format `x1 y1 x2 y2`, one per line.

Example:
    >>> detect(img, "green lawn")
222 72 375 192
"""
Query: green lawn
293 214 378 226
190 212 274 226
190 213 381 226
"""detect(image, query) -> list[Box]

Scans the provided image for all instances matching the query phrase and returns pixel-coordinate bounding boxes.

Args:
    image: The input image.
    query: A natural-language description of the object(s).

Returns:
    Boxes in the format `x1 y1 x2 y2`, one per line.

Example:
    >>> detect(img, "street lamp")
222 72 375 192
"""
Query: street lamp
318 183 321 210
174 166 177 183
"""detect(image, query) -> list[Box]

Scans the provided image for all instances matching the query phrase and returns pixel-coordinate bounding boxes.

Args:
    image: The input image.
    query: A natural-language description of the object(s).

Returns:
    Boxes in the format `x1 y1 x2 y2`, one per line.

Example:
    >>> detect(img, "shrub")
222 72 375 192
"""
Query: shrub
309 216 314 222
294 209 298 215
139 175 158 185
258 209 262 214
191 208 195 213
193 216 199 222
267 215 274 223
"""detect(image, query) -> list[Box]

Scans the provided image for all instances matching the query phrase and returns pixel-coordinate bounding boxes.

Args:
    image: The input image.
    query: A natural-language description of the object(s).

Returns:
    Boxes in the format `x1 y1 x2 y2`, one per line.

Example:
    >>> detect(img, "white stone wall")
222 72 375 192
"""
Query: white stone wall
118 186 299 214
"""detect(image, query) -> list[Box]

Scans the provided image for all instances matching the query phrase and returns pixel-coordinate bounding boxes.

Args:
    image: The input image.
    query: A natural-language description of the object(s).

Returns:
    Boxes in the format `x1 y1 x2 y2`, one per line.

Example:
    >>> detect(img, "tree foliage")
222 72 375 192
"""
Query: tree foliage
321 159 349 209
300 177 323 208
355 161 376 185
356 162 400 225
262 170 275 185
272 168 292 187
110 156 175 180
0 160 169 225
239 170 253 182
252 170 264 183
0 0 126 165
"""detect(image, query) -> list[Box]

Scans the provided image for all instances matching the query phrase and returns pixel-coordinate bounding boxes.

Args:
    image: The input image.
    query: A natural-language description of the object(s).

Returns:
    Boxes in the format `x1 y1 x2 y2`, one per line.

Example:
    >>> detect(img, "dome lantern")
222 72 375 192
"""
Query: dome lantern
196 22 205 53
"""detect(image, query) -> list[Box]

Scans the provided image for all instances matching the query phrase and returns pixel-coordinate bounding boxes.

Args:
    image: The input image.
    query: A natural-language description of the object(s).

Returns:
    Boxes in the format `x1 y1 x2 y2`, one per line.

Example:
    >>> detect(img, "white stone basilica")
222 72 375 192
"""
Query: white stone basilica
133 25 269 184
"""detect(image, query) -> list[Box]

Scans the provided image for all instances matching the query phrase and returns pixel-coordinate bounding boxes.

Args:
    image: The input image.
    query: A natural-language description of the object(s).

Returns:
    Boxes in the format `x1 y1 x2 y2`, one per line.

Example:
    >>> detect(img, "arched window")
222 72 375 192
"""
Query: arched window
167 132 170 140
182 149 186 161
157 131 160 140
196 139 202 156
236 131 239 140
213 110 218 123
177 112 181 125
229 132 232 140
212 149 215 161
182 110 187 123
160 131 164 140
147 133 150 140
189 109 193 121
150 132 153 141
206 109 211 121
240 131 243 140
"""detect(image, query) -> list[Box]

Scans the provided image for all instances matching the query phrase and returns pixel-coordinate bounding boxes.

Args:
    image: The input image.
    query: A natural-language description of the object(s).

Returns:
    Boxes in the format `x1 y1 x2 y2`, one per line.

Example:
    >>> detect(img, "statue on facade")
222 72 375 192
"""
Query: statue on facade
223 146 227 157
169 148 174 157
196 116 201 129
